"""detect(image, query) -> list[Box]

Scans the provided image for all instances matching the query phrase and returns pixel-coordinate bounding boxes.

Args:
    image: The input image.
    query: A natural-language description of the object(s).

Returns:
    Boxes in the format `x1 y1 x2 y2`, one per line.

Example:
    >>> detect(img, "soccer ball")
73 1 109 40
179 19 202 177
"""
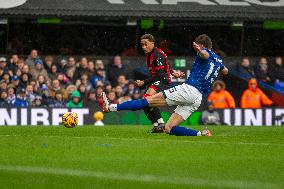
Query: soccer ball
93 111 104 121
62 112 78 128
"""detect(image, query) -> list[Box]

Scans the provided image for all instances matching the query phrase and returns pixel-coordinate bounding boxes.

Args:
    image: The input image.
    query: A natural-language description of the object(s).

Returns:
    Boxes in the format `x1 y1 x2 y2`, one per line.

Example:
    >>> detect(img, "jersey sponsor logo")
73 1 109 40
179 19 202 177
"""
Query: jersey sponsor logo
106 0 284 7
0 0 27 9
153 81 161 85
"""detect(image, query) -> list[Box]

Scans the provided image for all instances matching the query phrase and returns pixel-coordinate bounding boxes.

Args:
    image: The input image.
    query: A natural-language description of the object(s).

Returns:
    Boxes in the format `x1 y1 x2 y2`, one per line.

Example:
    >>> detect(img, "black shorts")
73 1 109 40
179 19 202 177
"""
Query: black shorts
146 81 171 93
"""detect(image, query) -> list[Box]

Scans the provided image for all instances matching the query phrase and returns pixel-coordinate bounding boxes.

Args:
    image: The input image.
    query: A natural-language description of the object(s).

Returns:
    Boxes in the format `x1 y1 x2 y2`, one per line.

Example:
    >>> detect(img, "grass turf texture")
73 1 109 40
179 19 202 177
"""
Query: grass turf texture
0 126 283 189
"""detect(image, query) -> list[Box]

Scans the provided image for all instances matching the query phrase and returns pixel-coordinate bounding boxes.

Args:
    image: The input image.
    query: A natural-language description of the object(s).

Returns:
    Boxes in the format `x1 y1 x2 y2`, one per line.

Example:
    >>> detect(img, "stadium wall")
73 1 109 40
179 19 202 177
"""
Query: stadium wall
0 108 283 126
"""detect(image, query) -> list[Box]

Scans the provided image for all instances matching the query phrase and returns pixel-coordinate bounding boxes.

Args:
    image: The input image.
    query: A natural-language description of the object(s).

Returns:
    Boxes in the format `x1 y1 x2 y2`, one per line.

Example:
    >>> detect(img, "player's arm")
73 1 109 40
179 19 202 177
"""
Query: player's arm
135 70 165 87
193 42 209 59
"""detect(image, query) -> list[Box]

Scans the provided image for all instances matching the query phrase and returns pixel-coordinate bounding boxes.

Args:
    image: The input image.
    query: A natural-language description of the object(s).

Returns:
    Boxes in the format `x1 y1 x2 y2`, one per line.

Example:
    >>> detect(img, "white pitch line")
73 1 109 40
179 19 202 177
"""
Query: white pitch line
0 165 280 189
0 134 283 147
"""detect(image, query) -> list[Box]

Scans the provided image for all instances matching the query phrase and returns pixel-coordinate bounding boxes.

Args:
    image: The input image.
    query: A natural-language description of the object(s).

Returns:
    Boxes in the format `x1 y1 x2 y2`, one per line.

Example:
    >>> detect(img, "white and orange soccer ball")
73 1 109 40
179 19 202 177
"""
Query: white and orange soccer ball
62 112 78 128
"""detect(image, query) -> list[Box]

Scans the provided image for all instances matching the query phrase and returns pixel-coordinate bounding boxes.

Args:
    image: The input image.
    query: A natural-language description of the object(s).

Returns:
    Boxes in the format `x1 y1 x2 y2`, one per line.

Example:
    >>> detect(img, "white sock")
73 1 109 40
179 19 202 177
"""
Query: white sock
197 131 202 136
153 123 158 127
109 104 117 111
157 118 164 124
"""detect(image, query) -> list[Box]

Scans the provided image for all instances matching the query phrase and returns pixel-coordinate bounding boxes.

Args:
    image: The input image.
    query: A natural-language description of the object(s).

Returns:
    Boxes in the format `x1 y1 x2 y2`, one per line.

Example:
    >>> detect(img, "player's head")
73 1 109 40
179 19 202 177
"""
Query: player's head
141 34 155 54
194 34 212 50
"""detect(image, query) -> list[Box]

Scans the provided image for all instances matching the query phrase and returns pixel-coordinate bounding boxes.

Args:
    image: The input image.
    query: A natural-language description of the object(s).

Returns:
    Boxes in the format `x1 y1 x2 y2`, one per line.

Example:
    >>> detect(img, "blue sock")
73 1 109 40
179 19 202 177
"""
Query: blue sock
117 99 149 111
169 126 200 136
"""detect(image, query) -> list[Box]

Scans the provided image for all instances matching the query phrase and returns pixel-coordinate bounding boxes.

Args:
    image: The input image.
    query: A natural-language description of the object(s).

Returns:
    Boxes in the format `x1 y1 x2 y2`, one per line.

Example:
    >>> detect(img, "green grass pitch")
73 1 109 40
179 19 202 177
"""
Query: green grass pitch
0 125 283 189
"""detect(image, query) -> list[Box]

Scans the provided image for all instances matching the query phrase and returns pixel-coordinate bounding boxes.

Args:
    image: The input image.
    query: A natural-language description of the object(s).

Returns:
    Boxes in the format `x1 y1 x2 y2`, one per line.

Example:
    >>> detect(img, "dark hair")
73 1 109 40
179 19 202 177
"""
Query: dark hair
141 34 155 43
195 34 212 49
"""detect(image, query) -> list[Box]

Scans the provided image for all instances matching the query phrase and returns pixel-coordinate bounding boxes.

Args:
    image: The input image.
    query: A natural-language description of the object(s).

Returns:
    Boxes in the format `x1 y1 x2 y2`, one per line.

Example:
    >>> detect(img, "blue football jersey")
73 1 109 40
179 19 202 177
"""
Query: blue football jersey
186 48 224 96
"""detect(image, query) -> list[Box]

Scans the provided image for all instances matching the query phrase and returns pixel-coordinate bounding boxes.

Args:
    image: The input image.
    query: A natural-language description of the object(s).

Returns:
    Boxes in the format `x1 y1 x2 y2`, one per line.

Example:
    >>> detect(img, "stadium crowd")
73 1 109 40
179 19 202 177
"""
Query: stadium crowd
0 50 283 110
0 50 142 108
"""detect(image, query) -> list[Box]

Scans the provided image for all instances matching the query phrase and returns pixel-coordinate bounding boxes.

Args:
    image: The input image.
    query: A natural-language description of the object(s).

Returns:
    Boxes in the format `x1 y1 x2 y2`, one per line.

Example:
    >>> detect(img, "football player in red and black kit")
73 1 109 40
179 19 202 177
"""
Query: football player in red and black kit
136 34 184 133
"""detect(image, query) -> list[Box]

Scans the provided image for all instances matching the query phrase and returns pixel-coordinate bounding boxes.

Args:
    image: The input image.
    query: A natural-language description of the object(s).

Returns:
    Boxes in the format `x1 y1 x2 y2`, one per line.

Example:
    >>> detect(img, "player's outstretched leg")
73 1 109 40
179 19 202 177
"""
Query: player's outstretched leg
102 92 167 112
164 113 212 137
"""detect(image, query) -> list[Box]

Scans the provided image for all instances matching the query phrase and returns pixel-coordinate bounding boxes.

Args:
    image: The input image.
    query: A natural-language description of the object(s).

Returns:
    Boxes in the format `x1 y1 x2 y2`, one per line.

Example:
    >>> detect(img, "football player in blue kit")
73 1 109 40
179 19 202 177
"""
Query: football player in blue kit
102 34 228 136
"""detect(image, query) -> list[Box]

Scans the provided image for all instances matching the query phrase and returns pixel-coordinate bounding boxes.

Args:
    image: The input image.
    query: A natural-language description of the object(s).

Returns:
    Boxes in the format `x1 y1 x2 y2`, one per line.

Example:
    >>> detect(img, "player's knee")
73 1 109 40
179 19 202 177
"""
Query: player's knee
145 96 154 104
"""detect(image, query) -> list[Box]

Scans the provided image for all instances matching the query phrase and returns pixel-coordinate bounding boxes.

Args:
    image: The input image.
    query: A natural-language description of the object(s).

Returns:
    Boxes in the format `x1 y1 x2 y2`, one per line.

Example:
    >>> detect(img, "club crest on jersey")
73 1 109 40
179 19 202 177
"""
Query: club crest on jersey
156 57 163 66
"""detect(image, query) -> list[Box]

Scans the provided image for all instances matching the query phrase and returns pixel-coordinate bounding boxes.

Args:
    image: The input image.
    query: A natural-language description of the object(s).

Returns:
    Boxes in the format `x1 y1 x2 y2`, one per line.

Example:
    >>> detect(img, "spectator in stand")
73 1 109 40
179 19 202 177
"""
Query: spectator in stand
2 71 10 83
66 67 76 84
15 68 22 78
91 68 106 88
0 80 8 91
30 59 50 81
0 90 9 107
37 74 47 89
126 81 138 98
208 80 236 109
58 59 68 73
26 84 35 104
107 91 118 104
269 56 284 84
237 57 255 78
104 83 112 93
240 78 273 108
83 89 96 107
67 90 83 108
16 58 25 70
57 73 68 87
14 88 28 108
49 64 58 80
11 76 21 93
117 75 128 93
44 56 53 71
76 57 89 79
107 56 129 86
49 79 68 100
78 84 88 102
95 59 104 70
87 60 95 78
32 96 43 107
132 89 141 100
19 73 30 89
95 80 104 88
49 91 66 108
67 56 76 69
201 102 221 125
9 54 19 72
254 57 271 83
80 73 92 91
25 49 39 67
22 65 32 81
7 86 16 104
115 85 124 98
66 84 77 97
42 86 53 106
0 57 9 73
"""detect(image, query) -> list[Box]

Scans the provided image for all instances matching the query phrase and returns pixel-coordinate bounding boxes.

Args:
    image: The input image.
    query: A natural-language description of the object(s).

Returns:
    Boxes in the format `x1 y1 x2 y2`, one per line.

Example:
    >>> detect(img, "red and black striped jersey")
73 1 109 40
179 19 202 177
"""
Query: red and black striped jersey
144 47 172 85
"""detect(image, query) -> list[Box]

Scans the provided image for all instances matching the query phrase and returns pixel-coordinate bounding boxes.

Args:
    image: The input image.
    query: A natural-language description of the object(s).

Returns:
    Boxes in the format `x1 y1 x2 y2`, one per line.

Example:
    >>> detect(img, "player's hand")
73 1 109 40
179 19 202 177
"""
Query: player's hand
172 71 185 78
193 42 202 53
135 80 145 87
